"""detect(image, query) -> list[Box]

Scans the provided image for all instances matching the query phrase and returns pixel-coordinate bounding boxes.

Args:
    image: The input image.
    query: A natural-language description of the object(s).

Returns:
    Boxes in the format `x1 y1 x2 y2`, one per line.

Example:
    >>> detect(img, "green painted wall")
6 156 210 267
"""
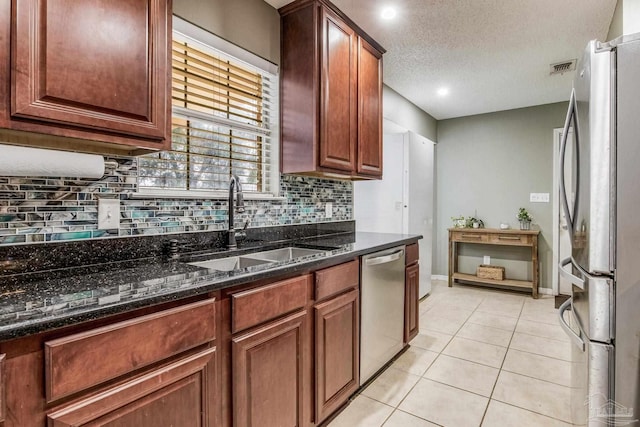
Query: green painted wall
434 102 569 290
383 85 438 142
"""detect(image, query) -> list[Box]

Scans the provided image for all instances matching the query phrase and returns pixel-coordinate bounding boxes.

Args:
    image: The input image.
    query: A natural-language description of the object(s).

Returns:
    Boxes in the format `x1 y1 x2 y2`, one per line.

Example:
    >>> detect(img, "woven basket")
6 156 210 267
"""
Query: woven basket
477 265 505 280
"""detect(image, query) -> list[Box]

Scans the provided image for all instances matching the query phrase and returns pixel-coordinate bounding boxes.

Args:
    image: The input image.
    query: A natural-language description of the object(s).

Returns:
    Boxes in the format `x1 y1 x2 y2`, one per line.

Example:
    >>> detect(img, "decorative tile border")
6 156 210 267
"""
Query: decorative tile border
0 156 353 245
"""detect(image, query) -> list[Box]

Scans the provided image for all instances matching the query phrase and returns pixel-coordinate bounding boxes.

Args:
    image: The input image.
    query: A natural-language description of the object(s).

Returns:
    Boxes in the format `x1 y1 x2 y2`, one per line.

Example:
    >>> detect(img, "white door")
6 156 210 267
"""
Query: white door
408 131 434 297
354 131 405 233
354 124 435 298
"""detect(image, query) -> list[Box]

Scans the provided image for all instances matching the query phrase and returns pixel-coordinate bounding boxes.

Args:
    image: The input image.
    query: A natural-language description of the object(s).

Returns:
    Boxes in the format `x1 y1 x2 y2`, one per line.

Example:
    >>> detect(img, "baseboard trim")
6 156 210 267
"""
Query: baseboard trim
431 275 448 281
538 288 554 296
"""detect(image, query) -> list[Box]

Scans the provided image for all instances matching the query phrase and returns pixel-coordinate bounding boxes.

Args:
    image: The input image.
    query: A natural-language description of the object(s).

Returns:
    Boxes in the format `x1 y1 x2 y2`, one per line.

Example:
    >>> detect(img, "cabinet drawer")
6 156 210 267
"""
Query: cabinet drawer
47 347 217 427
315 260 359 301
232 275 311 333
45 298 216 402
450 231 489 243
405 243 419 265
488 233 532 245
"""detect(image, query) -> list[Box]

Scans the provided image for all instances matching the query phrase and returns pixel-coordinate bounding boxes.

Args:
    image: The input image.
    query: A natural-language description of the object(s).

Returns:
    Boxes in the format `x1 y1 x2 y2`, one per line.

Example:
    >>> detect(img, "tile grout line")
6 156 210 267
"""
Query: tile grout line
501 342 572 362
388 294 485 426
510 328 573 344
499 364 571 388
489 396 575 425
481 296 575 426
399 286 568 427
477 295 524 426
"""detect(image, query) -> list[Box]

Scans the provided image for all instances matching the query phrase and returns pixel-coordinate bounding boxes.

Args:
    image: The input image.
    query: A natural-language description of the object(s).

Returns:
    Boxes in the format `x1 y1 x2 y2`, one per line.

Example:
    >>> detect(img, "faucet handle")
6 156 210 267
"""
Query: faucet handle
234 220 250 241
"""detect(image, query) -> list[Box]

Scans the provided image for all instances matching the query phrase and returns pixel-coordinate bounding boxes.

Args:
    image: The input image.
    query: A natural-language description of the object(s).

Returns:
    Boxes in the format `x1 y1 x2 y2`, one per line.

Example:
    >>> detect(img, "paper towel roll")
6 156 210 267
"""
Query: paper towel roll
0 145 105 178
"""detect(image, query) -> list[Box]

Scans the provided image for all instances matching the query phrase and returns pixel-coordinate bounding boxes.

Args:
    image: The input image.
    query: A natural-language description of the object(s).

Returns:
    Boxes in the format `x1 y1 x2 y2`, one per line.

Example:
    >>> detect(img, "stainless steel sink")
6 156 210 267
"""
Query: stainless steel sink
242 247 326 262
186 246 327 272
188 256 274 272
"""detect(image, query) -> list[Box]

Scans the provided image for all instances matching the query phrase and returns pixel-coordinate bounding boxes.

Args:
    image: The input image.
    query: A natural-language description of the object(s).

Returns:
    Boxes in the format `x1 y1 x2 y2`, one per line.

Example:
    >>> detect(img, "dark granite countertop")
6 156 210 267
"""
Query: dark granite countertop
0 231 420 341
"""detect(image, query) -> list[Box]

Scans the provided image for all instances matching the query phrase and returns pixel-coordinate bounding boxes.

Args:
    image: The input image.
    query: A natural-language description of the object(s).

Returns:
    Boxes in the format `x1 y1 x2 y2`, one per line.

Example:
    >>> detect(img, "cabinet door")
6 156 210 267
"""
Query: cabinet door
404 263 420 343
314 289 359 423
357 38 383 177
47 347 218 427
11 0 170 146
319 7 357 172
232 310 309 427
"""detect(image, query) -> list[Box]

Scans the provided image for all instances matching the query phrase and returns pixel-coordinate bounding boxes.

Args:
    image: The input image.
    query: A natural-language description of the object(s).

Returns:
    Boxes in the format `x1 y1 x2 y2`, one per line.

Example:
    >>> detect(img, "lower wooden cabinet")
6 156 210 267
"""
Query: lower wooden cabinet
404 262 420 343
0 297 220 427
314 288 359 423
47 347 218 427
231 310 310 427
0 353 5 423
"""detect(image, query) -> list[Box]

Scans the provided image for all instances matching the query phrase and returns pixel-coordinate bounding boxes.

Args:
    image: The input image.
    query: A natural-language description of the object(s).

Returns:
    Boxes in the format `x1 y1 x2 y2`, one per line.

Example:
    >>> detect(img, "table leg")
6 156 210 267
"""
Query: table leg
532 237 539 299
448 239 454 287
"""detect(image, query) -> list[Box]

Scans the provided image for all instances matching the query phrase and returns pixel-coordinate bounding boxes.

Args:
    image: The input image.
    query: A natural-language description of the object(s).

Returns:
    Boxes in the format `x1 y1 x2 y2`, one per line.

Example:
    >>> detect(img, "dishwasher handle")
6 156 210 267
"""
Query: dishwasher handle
364 249 405 266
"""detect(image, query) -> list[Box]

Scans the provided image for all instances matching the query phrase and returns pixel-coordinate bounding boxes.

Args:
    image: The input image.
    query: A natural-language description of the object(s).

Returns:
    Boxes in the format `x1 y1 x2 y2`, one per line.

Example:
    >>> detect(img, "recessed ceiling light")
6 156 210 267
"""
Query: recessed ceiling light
437 87 449 97
380 6 397 20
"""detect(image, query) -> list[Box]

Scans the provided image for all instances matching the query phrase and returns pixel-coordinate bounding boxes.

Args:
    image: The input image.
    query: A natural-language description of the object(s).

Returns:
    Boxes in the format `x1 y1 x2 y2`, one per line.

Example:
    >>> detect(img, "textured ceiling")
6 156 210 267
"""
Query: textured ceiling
264 0 616 119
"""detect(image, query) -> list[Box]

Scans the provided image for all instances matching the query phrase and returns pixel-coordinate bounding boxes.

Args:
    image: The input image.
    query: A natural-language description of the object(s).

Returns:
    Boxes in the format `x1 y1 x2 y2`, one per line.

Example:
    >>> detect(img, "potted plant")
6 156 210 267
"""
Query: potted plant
451 215 465 228
465 217 484 229
517 208 532 230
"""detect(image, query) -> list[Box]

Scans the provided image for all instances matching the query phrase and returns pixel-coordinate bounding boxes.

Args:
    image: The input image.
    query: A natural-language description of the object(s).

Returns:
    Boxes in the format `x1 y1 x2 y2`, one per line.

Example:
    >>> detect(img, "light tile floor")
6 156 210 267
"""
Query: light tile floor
328 280 574 427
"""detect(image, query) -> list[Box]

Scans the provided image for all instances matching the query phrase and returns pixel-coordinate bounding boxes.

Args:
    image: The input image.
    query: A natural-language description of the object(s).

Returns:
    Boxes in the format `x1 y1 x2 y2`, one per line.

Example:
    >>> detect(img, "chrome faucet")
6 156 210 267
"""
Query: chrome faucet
227 174 245 249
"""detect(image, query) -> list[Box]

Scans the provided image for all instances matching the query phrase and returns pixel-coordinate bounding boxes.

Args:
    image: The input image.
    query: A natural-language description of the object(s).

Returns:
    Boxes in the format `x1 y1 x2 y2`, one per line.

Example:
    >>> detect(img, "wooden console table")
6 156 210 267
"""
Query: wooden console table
448 228 540 298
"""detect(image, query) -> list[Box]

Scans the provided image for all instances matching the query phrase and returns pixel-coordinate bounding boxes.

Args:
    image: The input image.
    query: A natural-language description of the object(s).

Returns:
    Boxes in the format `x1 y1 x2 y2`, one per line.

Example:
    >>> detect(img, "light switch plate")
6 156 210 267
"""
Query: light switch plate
530 193 550 203
325 202 333 218
98 199 120 229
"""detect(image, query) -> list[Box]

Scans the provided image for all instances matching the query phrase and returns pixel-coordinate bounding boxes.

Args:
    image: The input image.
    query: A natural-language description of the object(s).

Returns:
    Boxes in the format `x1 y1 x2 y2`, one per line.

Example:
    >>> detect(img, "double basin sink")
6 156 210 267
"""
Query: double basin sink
187 247 328 272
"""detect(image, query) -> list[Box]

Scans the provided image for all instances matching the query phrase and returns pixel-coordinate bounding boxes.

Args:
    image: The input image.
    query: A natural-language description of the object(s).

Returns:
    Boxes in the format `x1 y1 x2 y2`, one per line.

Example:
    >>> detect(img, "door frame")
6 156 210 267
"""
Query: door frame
552 128 562 296
552 126 573 296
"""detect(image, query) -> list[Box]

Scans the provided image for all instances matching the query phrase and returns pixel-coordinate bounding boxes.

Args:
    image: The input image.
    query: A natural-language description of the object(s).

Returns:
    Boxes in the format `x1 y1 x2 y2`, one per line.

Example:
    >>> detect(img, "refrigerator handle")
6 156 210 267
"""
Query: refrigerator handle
559 257 585 290
559 89 580 237
558 298 585 351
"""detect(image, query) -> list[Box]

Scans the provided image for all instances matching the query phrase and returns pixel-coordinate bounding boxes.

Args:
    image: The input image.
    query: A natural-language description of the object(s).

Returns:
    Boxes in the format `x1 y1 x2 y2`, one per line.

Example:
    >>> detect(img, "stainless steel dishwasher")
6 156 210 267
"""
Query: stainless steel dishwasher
360 245 406 385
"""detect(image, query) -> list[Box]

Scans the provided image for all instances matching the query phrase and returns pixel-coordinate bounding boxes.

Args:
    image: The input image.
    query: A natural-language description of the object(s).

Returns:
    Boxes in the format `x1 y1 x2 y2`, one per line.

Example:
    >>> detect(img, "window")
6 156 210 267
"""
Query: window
138 17 278 197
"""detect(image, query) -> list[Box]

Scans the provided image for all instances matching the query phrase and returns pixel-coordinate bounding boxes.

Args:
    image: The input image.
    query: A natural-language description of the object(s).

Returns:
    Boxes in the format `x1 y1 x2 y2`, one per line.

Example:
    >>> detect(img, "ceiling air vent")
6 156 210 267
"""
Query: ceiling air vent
550 59 577 75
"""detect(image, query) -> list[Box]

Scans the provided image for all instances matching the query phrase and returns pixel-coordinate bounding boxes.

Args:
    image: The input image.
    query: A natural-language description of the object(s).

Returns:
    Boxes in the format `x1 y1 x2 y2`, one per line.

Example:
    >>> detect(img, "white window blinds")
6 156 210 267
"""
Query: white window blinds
139 22 277 195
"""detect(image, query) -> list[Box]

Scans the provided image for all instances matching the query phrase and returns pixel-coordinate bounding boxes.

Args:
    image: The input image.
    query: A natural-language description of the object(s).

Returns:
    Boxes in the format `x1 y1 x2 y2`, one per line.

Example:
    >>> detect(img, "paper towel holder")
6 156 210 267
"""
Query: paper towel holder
104 160 119 172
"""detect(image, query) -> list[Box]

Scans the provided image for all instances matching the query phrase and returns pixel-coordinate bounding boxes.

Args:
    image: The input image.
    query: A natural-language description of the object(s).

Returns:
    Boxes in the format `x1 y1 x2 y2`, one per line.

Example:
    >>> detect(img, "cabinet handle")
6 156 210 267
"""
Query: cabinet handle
461 234 482 239
498 236 521 240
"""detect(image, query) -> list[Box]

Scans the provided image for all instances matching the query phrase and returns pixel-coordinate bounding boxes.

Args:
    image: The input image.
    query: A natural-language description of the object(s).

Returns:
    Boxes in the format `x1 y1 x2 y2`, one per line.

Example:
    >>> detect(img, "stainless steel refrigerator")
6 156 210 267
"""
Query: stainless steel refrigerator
558 33 640 426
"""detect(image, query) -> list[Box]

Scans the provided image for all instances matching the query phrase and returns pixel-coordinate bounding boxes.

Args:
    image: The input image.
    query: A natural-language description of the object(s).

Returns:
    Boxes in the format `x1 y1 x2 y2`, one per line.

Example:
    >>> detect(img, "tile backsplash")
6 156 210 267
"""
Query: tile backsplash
0 156 353 245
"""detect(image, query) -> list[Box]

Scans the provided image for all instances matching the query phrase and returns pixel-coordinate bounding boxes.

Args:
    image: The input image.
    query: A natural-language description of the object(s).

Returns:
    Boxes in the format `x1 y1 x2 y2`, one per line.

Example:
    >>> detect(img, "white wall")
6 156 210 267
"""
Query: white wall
607 0 640 40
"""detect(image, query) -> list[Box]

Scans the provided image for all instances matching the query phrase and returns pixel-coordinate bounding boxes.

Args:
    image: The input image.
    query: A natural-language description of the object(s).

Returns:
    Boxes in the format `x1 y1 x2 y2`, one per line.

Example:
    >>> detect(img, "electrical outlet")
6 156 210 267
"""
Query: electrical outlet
325 202 333 219
98 199 120 229
530 193 550 203
483 256 491 264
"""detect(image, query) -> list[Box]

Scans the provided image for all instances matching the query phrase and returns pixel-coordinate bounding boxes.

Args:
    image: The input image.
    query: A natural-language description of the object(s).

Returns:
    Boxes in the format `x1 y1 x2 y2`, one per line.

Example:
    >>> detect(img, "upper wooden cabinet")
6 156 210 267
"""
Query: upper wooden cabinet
0 0 171 155
280 0 385 179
